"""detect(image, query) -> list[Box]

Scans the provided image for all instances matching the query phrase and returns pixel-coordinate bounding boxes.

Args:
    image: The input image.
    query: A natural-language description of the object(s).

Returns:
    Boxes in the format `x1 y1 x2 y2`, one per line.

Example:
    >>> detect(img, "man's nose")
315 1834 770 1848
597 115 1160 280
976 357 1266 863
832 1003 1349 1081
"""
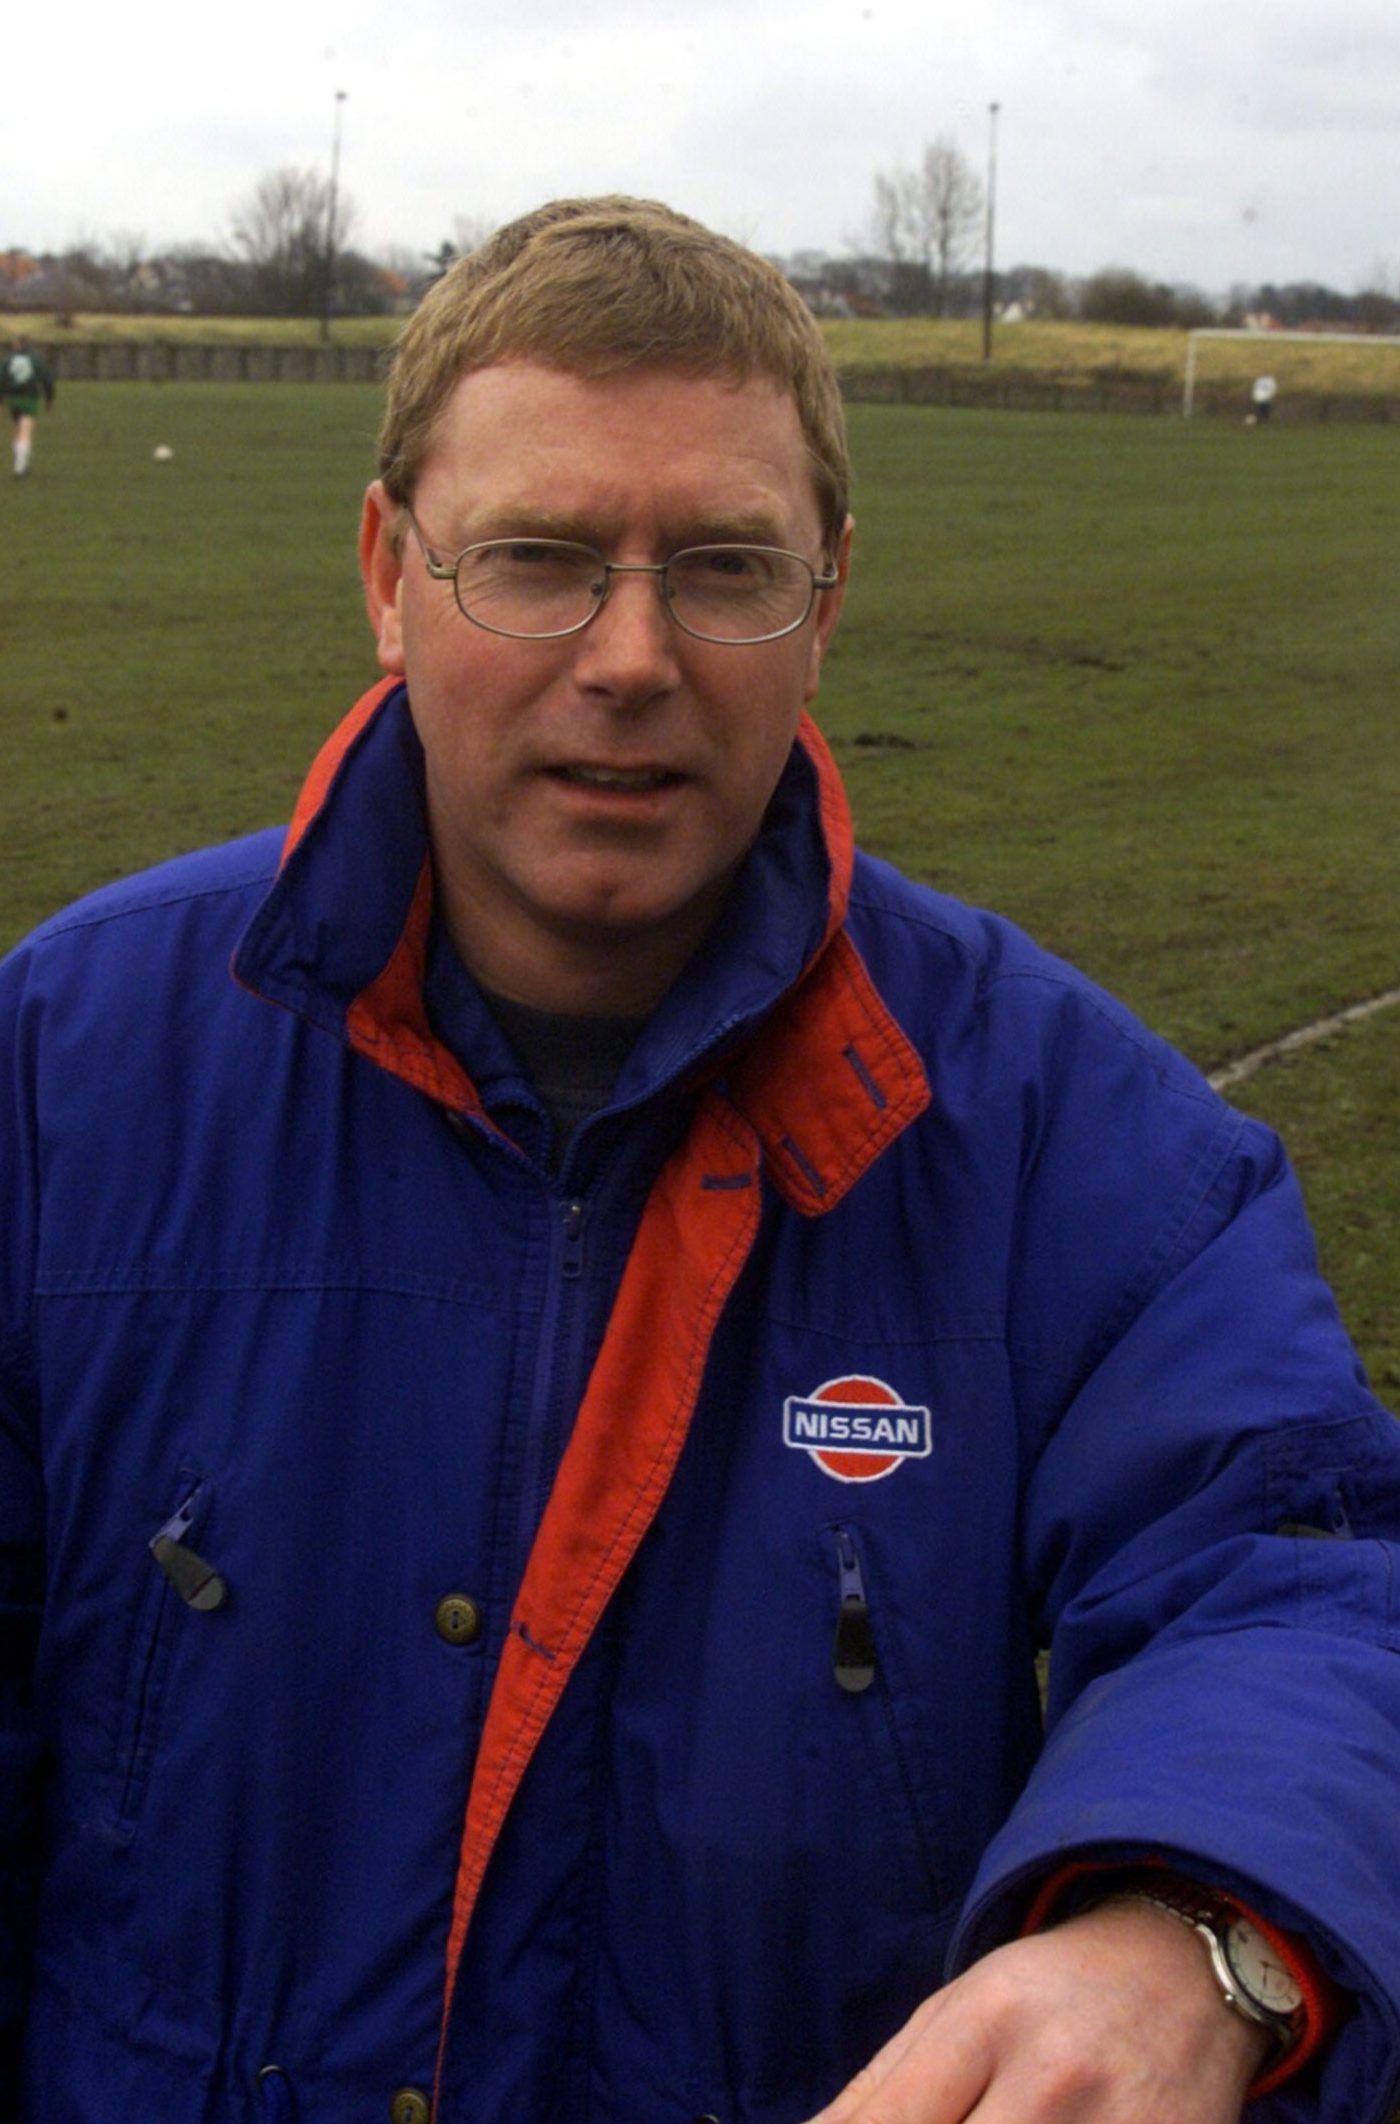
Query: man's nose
571 567 682 698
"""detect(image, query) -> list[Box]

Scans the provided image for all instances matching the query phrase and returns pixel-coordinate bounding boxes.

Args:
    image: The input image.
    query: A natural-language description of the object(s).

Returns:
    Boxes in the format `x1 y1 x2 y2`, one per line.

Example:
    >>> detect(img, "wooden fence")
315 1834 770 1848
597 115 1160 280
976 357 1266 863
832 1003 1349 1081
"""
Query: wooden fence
37 344 1400 422
47 341 385 384
837 363 1400 423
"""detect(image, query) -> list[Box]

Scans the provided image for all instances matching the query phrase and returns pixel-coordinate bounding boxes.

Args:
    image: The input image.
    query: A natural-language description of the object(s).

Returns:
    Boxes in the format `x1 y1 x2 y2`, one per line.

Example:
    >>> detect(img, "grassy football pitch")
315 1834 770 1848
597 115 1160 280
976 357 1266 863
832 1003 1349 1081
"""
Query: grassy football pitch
2 383 1396 1394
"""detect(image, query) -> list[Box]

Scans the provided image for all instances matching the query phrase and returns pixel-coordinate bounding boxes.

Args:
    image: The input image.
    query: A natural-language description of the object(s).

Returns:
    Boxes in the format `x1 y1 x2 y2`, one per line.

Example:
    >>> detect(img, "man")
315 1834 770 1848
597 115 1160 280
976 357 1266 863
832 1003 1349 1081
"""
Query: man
1 198 1398 2124
2 336 55 476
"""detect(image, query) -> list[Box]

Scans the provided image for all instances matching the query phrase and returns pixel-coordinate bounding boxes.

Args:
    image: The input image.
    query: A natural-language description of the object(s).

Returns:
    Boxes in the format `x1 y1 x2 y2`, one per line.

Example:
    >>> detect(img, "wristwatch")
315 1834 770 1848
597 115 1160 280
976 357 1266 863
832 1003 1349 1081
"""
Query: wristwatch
1105 1878 1305 2051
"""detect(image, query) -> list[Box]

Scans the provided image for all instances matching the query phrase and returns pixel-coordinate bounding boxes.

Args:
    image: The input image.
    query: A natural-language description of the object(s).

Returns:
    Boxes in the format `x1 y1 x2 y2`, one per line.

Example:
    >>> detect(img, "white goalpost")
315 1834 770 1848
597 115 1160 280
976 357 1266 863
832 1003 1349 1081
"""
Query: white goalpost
1182 326 1400 418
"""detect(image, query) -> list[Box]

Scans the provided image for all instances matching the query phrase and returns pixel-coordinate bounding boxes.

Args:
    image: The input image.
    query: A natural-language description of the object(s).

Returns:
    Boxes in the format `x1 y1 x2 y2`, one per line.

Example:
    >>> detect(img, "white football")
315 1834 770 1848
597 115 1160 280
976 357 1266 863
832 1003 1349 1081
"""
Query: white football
153 444 175 462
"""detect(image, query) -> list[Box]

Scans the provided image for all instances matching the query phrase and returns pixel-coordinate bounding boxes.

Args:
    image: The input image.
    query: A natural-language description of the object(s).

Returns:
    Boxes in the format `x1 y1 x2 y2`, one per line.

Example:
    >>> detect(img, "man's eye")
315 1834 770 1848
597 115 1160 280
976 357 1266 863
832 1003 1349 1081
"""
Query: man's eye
481 543 595 587
672 547 779 587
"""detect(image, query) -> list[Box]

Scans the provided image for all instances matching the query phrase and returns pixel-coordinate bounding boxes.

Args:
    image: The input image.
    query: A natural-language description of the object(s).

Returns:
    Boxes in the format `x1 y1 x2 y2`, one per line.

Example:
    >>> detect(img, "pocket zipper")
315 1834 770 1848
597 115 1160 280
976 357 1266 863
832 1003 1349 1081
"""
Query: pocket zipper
150 1486 228 1611
257 2064 296 2120
832 1528 877 1694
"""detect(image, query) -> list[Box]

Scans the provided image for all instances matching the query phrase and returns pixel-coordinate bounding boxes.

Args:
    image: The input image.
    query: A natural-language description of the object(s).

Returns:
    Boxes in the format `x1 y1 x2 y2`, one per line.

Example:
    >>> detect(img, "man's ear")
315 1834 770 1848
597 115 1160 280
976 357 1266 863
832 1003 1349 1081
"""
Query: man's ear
802 513 854 705
359 480 407 676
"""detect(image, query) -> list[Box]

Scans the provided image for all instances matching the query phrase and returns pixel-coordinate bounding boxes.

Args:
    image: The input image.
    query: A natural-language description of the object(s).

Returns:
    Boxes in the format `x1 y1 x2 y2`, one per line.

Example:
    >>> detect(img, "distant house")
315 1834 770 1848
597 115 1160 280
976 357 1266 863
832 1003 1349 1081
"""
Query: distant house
787 276 855 319
0 250 43 305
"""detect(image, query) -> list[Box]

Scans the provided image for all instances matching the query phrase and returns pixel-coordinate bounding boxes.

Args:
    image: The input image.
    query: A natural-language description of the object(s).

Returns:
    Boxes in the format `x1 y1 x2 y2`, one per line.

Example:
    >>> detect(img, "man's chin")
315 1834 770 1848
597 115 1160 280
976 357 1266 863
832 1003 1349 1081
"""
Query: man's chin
516 870 739 1006
543 864 738 949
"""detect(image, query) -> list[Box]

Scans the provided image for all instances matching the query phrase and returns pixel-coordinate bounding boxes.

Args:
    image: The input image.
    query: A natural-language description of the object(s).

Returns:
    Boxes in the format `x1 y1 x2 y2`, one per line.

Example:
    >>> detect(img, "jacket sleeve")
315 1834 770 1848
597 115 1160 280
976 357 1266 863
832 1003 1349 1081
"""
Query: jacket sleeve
946 994 1400 2123
0 1347 43 2102
0 948 47 2102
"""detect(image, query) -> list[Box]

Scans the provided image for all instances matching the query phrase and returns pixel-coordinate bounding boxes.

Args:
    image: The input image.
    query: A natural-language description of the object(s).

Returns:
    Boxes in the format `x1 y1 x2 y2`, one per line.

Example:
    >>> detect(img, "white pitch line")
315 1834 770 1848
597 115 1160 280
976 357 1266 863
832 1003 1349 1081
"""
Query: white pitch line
1208 988 1400 1094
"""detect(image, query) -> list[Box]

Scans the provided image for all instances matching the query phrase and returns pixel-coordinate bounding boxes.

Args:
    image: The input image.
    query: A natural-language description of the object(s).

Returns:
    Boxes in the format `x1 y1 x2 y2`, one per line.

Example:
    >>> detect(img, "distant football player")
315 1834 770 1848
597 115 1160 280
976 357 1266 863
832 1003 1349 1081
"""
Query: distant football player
1246 372 1278 426
2 336 55 476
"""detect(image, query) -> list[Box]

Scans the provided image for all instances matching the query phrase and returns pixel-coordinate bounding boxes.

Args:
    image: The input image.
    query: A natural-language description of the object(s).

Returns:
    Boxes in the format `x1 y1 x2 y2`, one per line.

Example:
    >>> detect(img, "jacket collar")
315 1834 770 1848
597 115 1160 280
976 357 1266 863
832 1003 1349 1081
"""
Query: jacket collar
234 680 928 1212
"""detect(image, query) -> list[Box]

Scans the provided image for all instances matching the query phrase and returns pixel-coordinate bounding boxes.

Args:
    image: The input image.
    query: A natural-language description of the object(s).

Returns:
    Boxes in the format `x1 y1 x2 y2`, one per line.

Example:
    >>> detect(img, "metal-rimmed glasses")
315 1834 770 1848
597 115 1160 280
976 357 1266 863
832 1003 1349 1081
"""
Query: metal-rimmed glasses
403 510 839 646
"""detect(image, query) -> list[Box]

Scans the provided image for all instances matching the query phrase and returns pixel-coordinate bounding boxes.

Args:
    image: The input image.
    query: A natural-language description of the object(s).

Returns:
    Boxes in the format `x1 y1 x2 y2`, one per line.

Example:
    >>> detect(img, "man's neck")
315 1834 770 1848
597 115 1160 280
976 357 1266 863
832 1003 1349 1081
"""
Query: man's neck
431 873 731 1018
479 984 645 1172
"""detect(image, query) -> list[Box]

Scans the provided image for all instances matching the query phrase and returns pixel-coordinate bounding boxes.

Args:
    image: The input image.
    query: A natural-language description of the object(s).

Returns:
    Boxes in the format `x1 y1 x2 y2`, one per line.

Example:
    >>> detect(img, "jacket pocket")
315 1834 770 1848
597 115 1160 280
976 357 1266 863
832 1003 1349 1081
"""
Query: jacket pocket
824 1521 950 1912
107 1472 224 1839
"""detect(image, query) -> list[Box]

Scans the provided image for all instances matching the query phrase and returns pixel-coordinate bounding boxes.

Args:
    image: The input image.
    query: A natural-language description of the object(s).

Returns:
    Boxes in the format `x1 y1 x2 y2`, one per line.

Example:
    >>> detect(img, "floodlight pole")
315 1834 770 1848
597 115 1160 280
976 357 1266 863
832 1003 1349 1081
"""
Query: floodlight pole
321 89 347 344
981 101 1000 361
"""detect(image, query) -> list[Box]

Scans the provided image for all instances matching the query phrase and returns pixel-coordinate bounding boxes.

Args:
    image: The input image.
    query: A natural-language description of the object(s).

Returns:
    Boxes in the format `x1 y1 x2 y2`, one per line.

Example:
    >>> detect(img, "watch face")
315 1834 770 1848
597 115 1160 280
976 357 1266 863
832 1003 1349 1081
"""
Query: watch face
1224 1916 1305 2015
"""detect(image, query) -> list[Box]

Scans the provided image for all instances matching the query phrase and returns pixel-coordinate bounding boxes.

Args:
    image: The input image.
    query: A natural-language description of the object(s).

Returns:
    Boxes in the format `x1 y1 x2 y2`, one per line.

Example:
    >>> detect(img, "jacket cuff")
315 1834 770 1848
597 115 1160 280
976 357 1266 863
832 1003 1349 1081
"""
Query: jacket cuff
1020 1856 1345 2101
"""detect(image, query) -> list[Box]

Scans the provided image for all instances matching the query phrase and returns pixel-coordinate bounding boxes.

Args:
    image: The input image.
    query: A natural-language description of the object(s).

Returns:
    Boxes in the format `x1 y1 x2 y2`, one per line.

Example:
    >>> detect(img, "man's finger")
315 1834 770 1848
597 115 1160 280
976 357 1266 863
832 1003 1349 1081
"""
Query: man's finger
802 1991 991 2124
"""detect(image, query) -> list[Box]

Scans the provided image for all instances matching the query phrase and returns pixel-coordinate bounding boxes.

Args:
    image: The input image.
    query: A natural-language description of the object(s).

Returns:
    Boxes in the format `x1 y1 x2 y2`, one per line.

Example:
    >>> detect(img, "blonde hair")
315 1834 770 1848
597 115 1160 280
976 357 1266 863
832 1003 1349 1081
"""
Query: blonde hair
377 196 850 548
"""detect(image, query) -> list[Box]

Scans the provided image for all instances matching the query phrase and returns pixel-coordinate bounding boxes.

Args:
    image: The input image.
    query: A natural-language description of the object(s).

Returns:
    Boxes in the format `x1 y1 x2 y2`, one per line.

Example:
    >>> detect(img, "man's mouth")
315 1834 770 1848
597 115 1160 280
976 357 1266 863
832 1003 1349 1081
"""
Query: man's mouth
551 765 684 792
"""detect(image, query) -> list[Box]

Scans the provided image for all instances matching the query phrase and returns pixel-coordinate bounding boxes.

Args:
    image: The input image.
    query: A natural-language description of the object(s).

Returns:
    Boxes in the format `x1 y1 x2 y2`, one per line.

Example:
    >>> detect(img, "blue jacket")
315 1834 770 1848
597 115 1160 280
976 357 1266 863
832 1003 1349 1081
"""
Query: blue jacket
2 681 1398 2123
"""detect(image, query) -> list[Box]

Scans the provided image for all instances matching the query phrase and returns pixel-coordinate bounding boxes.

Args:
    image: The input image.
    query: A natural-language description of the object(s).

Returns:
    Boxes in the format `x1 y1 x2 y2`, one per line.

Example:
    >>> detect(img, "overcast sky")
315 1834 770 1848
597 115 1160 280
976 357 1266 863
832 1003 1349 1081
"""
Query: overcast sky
12 0 1398 294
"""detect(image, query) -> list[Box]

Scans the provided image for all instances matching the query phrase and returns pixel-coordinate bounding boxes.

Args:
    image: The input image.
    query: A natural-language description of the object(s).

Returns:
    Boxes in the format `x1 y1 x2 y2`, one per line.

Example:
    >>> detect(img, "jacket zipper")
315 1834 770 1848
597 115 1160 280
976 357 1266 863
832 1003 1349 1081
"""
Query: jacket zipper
832 1528 878 1694
516 1195 591 1565
560 1195 586 1281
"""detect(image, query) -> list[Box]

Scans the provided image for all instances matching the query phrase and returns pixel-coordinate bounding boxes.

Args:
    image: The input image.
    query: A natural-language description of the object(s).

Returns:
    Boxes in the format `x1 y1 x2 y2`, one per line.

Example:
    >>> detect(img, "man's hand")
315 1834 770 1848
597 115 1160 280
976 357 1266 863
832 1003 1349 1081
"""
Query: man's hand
803 1897 1271 2124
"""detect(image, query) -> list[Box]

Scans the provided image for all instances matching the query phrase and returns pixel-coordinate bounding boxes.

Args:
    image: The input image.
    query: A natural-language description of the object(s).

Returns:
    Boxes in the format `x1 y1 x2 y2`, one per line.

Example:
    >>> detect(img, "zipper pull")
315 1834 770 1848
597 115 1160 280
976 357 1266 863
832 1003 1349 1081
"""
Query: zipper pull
832 1529 877 1695
1277 1480 1356 1542
560 1197 587 1281
257 2065 296 2122
150 1493 228 1612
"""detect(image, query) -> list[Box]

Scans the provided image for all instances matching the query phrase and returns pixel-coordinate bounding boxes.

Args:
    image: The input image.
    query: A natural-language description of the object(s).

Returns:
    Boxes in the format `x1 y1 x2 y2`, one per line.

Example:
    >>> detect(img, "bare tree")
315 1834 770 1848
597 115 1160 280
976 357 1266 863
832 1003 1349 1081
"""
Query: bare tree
915 141 984 314
1010 265 1073 321
869 171 904 264
229 167 359 317
99 230 150 308
868 138 984 315
1077 266 1177 328
1355 260 1400 331
419 218 499 288
451 214 497 257
165 246 255 315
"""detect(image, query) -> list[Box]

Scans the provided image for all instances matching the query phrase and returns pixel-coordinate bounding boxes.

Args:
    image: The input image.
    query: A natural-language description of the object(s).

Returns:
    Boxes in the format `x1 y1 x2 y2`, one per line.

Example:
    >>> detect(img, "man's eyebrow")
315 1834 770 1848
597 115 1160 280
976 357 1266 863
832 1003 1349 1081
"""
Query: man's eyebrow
445 505 797 550
675 511 793 547
448 505 595 545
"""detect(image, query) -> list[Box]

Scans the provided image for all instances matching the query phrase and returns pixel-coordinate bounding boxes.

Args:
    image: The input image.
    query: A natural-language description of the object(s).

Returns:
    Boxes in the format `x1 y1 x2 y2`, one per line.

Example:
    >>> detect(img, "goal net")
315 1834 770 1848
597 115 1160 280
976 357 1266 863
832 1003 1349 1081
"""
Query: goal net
1183 327 1400 419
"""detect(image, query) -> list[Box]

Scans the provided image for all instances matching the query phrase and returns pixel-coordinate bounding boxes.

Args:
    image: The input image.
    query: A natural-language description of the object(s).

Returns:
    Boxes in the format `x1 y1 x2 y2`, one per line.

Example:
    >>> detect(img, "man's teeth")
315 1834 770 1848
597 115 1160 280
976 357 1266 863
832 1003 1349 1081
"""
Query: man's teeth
557 766 676 790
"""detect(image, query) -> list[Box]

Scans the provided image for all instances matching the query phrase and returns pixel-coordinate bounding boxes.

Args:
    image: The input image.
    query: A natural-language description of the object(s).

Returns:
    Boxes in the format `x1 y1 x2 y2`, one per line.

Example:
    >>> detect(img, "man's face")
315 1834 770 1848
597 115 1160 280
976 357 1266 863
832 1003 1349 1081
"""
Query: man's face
360 361 850 1011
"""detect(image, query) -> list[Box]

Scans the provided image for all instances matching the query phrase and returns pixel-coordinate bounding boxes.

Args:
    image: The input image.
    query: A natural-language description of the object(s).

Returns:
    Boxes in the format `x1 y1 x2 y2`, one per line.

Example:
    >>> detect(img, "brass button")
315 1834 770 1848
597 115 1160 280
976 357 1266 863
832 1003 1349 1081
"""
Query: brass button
434 1593 482 1647
389 2088 431 2124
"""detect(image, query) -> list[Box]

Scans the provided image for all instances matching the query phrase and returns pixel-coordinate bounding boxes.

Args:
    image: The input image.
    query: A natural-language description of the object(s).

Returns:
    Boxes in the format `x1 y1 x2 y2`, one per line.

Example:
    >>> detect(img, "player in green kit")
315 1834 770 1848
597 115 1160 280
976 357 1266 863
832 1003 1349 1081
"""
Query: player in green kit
3 337 55 476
